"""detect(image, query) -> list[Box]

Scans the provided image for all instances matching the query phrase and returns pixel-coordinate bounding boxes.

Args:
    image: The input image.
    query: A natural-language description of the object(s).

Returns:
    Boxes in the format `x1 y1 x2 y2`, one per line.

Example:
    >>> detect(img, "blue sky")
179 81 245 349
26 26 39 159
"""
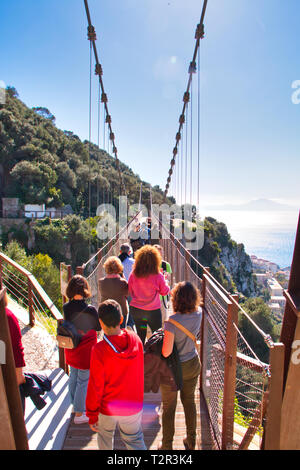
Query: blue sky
1 0 300 208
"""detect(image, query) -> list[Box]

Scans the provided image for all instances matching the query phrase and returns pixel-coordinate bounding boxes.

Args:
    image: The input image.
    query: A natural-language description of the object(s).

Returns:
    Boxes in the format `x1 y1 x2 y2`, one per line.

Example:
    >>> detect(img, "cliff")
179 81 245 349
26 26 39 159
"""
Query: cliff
195 217 257 297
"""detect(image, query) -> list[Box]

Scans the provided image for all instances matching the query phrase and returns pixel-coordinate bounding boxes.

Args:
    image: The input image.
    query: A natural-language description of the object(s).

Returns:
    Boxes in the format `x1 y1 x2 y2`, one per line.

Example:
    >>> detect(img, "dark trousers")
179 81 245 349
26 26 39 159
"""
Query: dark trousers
160 355 201 449
129 306 162 344
120 312 136 330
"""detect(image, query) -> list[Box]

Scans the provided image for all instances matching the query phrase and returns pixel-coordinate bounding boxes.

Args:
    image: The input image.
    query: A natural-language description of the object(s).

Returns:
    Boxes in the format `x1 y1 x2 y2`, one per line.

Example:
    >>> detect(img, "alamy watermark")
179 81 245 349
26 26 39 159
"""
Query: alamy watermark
0 340 5 365
291 340 300 365
291 80 300 104
0 80 6 105
95 196 204 251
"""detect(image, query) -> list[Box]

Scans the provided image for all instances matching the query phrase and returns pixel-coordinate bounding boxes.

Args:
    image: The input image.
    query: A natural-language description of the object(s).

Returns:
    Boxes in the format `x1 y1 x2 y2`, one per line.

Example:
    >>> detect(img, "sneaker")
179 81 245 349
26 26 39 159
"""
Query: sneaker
74 413 89 424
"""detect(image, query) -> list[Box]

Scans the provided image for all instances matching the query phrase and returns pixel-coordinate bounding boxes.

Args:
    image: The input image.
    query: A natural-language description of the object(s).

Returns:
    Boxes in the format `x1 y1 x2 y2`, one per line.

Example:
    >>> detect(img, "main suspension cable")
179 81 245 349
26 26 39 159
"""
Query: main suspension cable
163 0 208 201
83 0 127 197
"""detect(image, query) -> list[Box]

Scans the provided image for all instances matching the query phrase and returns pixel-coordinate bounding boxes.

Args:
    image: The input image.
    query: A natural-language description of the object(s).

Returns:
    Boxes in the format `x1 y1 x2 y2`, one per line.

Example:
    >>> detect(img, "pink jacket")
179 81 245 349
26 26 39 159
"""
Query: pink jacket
128 272 170 311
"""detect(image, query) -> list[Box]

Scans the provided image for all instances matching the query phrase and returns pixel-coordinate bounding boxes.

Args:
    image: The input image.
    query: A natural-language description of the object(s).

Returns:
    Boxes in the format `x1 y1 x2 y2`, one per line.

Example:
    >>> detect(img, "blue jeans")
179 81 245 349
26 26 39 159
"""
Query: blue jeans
68 367 90 413
97 411 146 450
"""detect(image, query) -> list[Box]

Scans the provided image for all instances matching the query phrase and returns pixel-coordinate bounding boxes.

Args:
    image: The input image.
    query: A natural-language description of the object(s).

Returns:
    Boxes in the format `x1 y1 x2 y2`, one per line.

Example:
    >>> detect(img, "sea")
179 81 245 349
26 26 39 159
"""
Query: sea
200 210 299 269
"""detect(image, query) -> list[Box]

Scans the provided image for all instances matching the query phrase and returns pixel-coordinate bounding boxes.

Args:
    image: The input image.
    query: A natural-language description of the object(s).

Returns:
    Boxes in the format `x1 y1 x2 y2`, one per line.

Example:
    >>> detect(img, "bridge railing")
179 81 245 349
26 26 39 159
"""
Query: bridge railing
0 252 63 334
0 252 66 371
74 210 144 308
154 214 285 450
76 209 285 450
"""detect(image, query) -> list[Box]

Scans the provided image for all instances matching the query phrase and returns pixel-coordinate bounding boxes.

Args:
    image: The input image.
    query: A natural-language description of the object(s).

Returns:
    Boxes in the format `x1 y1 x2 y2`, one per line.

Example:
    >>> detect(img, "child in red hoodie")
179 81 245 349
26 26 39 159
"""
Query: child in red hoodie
86 299 146 450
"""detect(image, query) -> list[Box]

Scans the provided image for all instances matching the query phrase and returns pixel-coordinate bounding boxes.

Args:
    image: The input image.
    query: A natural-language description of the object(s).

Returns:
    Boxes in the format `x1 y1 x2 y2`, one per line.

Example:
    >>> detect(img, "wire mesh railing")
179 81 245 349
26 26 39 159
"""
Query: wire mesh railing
151 212 285 450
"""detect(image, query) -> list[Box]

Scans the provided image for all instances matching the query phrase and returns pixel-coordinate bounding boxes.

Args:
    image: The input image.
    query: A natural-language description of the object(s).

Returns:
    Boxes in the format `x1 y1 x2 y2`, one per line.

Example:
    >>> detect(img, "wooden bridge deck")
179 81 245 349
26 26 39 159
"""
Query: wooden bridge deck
62 388 217 450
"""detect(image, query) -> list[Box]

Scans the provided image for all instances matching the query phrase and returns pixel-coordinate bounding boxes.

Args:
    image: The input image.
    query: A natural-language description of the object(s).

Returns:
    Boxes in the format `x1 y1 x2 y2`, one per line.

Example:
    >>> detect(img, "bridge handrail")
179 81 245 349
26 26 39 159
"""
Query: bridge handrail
0 251 62 325
81 210 143 271
151 211 276 348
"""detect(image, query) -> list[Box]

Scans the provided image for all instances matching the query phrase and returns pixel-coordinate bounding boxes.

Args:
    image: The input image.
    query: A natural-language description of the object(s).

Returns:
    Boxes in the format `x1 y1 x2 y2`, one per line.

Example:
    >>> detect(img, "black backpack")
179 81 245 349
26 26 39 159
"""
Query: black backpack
56 320 82 349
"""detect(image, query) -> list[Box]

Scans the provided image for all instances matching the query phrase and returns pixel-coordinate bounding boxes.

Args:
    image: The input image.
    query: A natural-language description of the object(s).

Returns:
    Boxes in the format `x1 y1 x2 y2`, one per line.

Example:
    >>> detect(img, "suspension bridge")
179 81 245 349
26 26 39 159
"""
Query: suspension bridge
0 0 300 451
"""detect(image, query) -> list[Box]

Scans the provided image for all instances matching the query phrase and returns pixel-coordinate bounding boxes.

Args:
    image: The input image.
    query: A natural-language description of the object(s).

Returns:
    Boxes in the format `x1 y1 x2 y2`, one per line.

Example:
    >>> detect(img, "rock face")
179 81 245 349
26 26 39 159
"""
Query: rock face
195 217 257 297
219 244 256 297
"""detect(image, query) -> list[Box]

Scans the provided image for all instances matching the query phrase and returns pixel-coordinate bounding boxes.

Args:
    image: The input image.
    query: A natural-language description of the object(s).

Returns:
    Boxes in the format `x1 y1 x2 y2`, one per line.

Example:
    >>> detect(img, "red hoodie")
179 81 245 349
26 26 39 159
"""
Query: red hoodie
86 329 144 424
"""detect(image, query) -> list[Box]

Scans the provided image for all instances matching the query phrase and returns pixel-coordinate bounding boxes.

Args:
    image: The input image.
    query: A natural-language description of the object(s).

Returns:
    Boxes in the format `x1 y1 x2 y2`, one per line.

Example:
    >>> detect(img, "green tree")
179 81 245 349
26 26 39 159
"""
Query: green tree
28 253 62 310
10 160 57 204
238 297 277 363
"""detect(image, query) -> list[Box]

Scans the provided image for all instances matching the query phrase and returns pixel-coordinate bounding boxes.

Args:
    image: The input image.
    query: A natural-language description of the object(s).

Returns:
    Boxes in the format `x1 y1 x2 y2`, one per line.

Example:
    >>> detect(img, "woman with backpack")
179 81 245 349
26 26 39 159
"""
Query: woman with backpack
63 275 100 424
160 281 202 450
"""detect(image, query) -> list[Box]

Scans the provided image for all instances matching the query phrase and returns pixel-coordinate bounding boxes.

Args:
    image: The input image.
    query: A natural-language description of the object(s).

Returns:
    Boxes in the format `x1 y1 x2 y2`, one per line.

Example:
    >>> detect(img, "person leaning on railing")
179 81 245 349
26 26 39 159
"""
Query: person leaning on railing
160 282 202 451
128 245 170 344
63 275 100 424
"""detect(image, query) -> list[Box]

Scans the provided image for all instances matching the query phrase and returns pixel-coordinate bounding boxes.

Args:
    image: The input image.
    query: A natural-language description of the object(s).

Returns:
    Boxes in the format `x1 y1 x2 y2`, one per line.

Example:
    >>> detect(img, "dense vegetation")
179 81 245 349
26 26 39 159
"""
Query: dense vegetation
192 217 257 297
4 240 62 312
0 87 172 216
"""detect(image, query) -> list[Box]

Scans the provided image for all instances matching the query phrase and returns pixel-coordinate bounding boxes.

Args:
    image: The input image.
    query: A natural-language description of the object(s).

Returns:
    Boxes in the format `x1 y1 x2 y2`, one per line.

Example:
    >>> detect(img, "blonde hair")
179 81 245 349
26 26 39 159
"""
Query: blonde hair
104 256 124 275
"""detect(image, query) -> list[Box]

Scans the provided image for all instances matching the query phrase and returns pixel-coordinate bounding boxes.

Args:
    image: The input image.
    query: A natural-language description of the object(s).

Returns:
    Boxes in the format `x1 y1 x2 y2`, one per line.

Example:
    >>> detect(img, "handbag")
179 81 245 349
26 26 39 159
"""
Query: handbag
56 318 83 349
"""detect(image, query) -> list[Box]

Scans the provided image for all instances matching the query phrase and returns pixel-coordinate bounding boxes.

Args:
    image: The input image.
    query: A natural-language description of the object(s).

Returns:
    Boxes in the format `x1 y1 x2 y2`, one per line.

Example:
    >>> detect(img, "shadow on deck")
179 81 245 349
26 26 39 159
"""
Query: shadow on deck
62 389 217 450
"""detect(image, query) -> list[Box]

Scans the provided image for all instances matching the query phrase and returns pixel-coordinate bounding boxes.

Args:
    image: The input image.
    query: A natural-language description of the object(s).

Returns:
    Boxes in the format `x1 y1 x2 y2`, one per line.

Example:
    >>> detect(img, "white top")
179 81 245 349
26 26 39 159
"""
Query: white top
122 256 135 281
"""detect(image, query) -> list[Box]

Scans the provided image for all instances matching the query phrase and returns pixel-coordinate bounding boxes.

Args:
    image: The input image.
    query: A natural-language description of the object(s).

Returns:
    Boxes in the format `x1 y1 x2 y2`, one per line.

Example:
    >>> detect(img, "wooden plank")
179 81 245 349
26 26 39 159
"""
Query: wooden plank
62 388 216 450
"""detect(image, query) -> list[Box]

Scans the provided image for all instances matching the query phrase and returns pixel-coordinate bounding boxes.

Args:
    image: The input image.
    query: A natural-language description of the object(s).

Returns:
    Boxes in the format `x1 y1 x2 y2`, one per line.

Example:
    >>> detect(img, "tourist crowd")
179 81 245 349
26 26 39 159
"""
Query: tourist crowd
5 238 202 451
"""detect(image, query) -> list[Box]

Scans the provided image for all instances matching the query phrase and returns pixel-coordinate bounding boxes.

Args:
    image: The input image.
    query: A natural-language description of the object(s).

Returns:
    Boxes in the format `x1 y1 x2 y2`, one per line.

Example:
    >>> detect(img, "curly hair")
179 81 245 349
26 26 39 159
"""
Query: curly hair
171 281 203 314
103 256 124 275
133 245 162 278
66 275 91 300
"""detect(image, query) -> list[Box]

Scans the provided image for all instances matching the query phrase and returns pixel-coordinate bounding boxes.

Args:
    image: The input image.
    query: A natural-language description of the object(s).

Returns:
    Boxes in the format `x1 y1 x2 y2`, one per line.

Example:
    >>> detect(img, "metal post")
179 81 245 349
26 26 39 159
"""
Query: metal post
263 343 285 450
199 267 209 391
222 294 239 450
28 279 35 327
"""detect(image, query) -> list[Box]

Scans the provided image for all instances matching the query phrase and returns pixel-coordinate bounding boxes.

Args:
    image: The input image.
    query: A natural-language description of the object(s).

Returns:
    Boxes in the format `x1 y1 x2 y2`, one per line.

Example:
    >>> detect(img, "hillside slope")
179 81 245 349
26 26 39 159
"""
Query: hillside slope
0 87 172 216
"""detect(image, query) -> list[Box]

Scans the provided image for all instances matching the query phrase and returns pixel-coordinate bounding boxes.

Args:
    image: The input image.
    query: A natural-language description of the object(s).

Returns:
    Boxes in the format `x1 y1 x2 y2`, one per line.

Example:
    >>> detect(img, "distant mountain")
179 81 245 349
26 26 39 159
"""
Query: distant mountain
204 198 297 212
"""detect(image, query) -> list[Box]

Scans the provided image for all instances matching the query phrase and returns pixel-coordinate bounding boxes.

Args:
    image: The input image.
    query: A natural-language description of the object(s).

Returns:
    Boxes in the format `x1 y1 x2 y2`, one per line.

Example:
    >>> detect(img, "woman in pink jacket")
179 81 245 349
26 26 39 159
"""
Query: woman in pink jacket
128 245 170 344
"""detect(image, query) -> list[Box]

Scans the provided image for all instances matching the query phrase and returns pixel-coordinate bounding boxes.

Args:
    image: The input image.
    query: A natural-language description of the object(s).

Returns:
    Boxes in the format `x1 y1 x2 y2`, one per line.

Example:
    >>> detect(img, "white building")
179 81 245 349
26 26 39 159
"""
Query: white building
267 278 283 297
24 204 46 218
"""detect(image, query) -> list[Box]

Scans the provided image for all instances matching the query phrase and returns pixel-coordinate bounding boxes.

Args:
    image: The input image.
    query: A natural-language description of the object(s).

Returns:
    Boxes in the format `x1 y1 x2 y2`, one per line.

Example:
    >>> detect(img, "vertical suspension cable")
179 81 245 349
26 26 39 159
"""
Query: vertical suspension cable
185 103 188 205
103 102 106 204
163 0 207 201
177 146 180 206
181 124 184 207
173 159 176 202
197 45 201 213
97 81 101 212
190 77 193 206
88 40 93 258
